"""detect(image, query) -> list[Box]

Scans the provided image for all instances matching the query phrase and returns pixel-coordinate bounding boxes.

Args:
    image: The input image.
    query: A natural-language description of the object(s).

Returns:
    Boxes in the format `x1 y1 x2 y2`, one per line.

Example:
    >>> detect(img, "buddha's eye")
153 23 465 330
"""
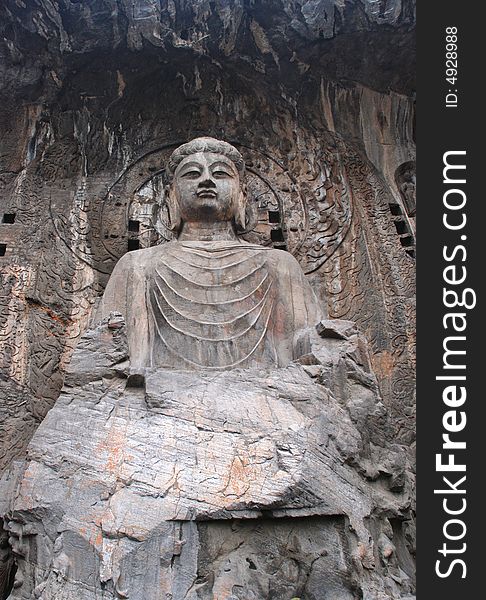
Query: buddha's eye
212 170 232 178
181 170 201 179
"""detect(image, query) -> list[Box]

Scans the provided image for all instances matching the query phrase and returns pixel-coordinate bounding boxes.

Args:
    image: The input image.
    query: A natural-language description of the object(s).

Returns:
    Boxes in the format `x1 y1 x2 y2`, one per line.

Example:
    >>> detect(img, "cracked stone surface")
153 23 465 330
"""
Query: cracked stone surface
2 316 415 598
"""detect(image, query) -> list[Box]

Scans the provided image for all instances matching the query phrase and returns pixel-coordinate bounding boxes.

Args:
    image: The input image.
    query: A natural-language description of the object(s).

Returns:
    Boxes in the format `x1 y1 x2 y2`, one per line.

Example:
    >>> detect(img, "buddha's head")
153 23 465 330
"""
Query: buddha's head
167 137 246 234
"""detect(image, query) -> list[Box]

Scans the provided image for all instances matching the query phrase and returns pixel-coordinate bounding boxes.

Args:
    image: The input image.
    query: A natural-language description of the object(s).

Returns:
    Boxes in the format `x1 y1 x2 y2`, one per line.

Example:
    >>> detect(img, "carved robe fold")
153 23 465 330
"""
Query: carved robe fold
98 241 321 369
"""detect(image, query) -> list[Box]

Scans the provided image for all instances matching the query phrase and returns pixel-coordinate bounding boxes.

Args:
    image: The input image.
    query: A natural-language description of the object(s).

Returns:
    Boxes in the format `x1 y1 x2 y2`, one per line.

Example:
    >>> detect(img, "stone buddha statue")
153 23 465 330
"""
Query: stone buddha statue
99 137 321 370
3 138 410 600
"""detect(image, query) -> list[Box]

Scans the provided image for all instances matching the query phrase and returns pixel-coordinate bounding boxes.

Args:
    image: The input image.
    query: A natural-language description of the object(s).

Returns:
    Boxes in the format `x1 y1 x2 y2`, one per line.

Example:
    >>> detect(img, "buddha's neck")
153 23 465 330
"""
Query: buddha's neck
178 221 239 242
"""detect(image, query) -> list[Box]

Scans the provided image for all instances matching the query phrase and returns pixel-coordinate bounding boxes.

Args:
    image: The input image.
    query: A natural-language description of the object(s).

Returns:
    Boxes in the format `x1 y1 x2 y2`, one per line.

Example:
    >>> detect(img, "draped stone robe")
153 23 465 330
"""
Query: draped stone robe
98 241 321 370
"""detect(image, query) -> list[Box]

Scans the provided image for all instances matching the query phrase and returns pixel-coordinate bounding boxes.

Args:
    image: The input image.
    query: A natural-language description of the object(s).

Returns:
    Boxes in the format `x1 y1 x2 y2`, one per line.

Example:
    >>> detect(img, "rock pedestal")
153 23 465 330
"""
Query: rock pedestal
3 316 415 599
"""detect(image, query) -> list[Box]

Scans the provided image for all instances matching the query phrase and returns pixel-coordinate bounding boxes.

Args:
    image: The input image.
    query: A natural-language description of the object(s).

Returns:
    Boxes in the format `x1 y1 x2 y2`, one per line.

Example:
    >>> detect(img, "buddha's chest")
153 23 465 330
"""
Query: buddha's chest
146 245 278 368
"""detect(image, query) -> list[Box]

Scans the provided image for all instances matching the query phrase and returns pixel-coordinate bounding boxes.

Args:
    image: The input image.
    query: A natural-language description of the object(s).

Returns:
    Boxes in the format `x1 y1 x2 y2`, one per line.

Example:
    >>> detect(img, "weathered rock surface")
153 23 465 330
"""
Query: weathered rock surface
2 315 415 599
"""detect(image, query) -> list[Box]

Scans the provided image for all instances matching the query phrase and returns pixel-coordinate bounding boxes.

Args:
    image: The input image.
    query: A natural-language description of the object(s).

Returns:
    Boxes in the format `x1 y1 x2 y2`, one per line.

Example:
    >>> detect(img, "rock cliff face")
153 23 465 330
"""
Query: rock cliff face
0 1 415 598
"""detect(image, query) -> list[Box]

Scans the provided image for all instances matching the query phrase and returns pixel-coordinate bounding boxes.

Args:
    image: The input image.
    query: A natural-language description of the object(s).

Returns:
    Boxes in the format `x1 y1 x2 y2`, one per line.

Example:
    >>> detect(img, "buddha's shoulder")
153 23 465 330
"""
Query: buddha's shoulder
113 243 176 270
263 247 303 272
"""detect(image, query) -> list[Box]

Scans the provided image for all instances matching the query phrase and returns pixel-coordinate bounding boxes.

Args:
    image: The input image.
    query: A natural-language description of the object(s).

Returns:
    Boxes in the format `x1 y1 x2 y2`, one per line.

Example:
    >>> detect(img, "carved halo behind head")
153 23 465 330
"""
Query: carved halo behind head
166 137 248 234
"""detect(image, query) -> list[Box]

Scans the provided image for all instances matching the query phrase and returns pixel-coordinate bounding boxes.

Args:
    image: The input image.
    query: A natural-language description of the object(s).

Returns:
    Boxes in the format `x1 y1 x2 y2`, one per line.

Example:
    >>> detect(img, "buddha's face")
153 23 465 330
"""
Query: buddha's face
172 152 241 223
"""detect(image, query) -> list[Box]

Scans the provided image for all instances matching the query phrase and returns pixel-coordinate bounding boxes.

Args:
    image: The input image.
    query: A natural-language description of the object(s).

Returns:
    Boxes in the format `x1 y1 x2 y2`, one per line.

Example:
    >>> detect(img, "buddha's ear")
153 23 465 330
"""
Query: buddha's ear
234 188 247 231
167 185 182 233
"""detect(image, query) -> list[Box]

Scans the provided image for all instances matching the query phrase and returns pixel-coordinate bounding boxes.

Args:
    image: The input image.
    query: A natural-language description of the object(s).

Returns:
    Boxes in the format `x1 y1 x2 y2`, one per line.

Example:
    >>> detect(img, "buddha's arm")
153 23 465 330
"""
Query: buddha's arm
285 253 323 329
97 252 135 321
96 252 151 369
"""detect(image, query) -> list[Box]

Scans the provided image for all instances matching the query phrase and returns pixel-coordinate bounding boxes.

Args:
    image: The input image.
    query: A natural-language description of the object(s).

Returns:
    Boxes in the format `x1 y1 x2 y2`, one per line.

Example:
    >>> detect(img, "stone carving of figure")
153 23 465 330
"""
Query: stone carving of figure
395 161 416 217
98 137 321 370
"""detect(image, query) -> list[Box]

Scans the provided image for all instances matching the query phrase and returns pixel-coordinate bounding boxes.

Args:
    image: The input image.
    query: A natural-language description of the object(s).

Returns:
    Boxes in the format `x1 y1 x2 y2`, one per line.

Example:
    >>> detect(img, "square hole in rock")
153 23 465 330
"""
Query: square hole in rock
400 235 414 248
270 228 285 243
394 220 409 235
389 203 402 216
128 219 140 232
2 213 16 224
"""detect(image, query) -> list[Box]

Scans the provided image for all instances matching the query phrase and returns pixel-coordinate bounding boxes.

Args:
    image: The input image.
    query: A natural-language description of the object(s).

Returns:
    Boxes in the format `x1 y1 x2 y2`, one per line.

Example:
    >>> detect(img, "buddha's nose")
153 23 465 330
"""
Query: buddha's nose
198 177 216 188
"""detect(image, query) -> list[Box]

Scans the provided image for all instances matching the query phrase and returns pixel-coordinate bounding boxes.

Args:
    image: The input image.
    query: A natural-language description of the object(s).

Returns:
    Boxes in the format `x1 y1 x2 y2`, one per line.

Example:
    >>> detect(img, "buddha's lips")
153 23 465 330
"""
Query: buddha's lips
197 189 217 198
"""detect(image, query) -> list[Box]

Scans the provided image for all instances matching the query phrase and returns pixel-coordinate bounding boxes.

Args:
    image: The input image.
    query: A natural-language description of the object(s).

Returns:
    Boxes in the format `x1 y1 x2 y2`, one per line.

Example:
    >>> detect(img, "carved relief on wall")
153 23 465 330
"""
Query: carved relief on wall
0 137 103 471
395 160 416 217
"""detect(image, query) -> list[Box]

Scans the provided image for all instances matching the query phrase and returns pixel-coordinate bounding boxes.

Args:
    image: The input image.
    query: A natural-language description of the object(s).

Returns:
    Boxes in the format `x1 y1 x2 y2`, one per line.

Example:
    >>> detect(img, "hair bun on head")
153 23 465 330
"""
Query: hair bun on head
168 137 245 176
